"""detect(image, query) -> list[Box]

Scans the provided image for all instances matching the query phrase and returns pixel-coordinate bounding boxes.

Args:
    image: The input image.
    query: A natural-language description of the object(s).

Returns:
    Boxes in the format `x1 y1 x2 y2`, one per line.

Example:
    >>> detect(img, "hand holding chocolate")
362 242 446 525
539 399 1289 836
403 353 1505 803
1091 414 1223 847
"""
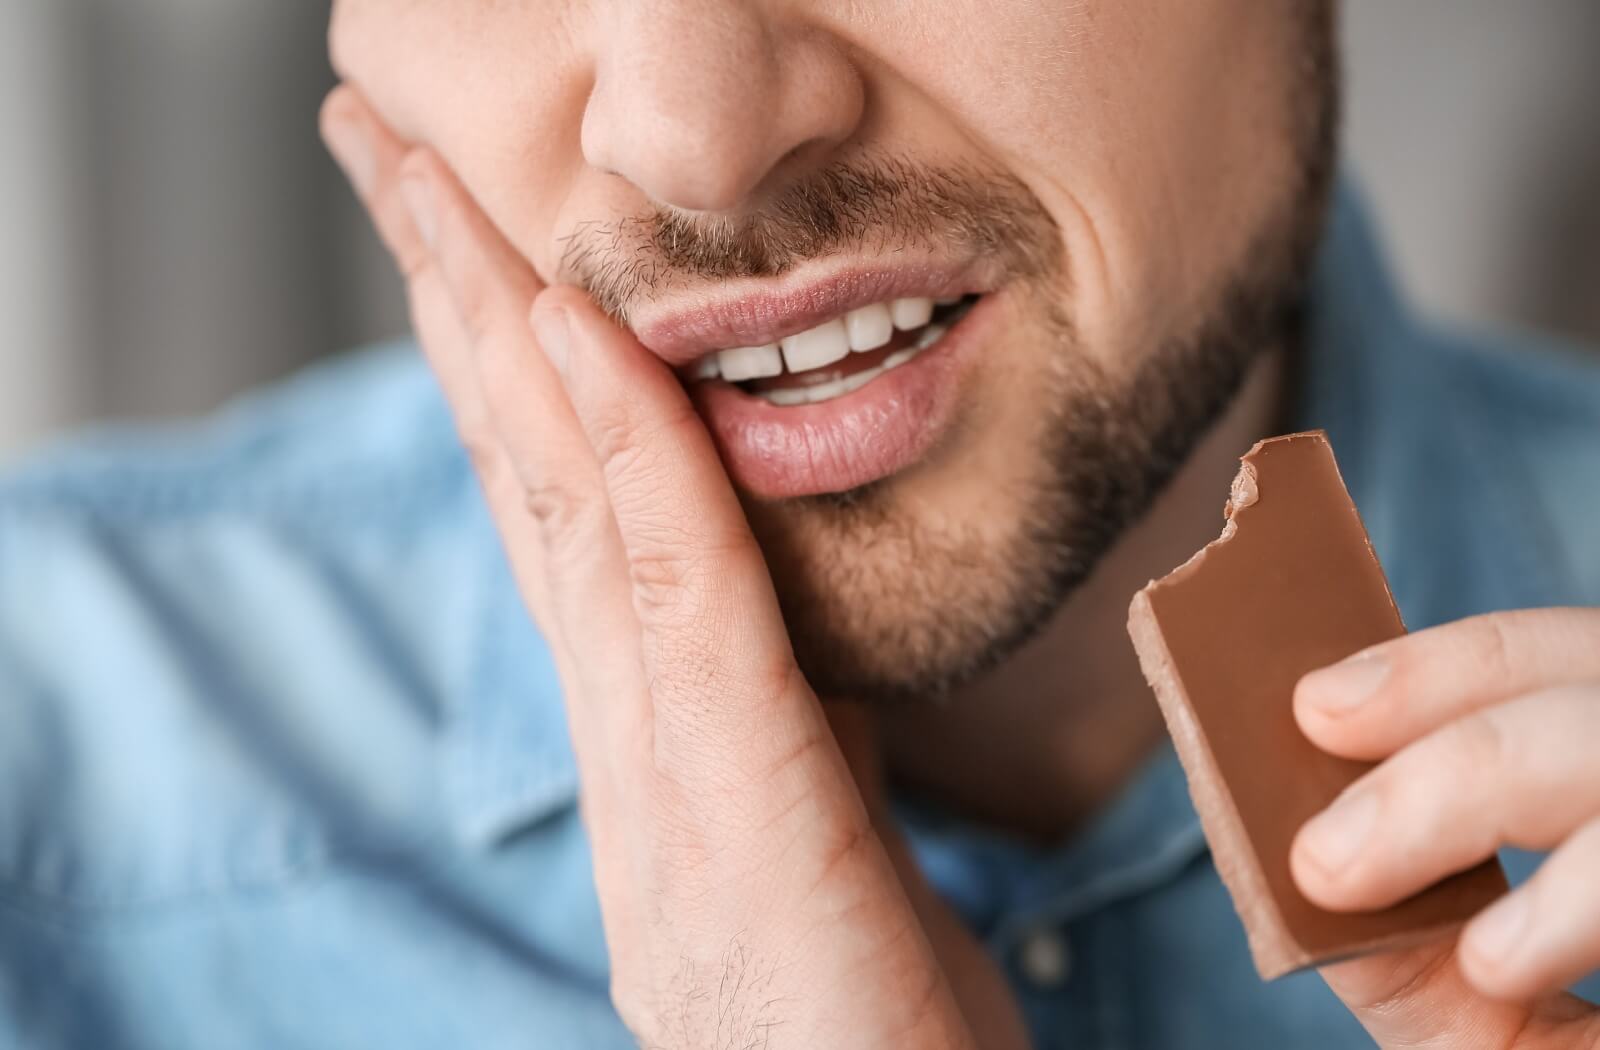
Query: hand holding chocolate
1128 431 1507 979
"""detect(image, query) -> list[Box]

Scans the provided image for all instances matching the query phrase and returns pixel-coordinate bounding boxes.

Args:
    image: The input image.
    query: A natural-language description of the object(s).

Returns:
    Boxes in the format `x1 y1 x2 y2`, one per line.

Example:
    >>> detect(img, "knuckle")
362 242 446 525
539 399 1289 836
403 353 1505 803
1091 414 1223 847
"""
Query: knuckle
1471 613 1517 687
401 247 440 294
630 533 761 635
1393 612 1519 696
442 266 496 345
1400 712 1514 856
584 400 642 475
458 425 506 482
398 242 432 286
1440 710 1509 779
807 818 876 898
628 547 702 613
590 402 700 487
752 719 825 790
525 477 607 551
1370 715 1503 839
632 563 729 688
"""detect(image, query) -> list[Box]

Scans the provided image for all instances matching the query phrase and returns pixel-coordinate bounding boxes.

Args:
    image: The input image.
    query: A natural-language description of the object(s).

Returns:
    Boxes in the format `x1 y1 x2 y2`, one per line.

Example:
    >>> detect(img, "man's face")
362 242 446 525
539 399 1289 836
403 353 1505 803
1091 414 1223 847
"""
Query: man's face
329 1 1336 702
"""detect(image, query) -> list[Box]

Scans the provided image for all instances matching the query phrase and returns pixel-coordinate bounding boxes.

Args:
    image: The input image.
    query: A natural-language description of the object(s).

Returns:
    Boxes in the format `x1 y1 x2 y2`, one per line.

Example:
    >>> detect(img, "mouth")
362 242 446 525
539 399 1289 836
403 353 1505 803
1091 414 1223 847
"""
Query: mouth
635 268 1001 500
680 293 980 405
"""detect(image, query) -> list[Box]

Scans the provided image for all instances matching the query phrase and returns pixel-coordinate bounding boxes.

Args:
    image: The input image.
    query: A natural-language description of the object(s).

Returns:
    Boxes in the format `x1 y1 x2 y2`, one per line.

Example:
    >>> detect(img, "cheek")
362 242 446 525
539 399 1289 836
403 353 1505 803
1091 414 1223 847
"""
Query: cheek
331 3 581 279
329 1 445 141
857 1 1303 366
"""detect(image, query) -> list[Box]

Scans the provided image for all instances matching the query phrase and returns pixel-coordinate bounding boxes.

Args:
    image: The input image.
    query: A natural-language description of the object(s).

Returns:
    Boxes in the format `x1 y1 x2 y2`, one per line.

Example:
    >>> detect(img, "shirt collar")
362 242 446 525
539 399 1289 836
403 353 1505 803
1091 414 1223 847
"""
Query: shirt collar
441 494 579 848
440 179 1482 861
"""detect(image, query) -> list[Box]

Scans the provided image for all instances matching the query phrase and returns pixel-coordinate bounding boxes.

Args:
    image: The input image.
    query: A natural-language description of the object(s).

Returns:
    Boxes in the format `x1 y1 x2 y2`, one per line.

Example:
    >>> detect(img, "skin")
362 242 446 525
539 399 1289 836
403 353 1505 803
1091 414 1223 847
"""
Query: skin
319 2 1600 1046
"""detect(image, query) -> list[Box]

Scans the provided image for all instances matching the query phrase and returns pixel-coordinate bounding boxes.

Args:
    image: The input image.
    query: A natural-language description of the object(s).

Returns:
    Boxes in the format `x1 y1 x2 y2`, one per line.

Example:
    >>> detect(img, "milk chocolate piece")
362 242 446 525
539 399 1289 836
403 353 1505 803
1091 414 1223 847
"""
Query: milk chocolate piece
1127 431 1506 980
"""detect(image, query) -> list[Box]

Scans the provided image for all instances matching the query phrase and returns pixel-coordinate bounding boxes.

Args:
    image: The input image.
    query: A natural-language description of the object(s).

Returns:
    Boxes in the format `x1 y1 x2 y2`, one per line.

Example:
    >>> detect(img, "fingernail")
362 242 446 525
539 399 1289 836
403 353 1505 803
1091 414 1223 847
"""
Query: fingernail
399 176 437 250
324 118 376 198
1299 789 1379 876
1301 650 1390 712
532 305 570 377
1467 892 1529 962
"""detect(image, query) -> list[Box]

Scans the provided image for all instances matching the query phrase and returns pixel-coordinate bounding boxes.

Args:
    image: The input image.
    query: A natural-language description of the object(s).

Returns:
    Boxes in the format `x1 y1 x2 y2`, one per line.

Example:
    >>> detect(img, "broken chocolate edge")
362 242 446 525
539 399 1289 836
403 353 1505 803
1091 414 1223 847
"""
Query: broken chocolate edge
1126 430 1505 980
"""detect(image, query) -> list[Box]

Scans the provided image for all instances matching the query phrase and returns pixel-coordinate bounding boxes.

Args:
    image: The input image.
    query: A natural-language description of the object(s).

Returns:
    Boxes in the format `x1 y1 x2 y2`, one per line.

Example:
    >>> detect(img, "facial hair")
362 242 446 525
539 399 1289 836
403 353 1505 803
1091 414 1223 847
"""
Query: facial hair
561 6 1340 705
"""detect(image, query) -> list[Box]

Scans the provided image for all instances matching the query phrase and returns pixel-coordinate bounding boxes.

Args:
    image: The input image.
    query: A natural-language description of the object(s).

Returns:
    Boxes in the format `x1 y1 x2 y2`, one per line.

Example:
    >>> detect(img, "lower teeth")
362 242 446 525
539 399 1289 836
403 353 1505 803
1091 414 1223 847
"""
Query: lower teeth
752 323 947 407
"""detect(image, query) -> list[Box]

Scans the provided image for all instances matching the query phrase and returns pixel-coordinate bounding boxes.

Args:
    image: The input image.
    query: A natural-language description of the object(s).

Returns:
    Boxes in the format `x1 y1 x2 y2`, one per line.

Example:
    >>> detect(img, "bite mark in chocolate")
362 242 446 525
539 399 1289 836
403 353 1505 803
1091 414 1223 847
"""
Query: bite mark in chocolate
1127 430 1507 980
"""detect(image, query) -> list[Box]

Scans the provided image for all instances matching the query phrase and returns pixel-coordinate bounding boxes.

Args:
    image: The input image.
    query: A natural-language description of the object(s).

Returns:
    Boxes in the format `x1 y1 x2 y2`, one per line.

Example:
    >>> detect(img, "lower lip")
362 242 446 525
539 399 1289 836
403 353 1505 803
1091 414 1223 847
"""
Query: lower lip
689 293 1001 499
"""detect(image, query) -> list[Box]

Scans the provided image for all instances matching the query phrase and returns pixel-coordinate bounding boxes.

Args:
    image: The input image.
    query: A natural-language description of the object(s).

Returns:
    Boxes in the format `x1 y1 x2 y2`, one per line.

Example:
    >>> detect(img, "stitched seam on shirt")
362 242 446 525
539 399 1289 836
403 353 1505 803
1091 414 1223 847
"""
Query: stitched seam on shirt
0 448 468 529
0 345 467 525
0 829 480 929
443 512 579 849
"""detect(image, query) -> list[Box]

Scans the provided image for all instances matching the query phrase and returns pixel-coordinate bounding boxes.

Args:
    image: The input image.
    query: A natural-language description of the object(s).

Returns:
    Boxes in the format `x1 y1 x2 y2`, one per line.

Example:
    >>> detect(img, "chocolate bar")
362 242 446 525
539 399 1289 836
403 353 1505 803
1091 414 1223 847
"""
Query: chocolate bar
1127 430 1506 979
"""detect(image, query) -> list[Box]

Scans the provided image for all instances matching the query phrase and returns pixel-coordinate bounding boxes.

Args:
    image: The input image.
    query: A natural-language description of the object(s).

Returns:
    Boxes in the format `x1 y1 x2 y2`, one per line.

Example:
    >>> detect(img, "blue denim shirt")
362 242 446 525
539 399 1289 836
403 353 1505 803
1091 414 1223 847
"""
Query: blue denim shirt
2 189 1598 1049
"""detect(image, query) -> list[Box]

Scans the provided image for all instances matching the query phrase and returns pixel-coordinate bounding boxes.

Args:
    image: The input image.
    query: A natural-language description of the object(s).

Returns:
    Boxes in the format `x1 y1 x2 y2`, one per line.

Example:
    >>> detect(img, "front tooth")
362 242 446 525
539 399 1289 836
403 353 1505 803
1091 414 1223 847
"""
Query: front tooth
914 323 947 350
890 297 934 330
780 318 851 372
845 303 894 353
690 355 721 380
717 343 783 382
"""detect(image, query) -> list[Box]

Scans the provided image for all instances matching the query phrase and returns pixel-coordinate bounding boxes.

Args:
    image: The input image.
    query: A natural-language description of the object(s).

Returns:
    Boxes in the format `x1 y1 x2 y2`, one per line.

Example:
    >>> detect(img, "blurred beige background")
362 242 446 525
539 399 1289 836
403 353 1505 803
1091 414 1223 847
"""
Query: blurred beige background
2 2 1598 458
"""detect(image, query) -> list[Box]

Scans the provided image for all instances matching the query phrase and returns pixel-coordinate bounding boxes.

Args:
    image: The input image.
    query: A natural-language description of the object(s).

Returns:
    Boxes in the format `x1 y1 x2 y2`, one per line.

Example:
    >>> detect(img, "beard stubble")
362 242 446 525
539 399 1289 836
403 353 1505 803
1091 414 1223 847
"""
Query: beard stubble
563 7 1339 705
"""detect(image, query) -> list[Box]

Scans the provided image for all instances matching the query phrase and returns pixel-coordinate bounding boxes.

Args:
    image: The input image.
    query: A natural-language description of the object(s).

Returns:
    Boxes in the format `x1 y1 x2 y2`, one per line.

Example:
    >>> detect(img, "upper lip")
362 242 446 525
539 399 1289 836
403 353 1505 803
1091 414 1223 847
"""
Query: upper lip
631 257 1000 368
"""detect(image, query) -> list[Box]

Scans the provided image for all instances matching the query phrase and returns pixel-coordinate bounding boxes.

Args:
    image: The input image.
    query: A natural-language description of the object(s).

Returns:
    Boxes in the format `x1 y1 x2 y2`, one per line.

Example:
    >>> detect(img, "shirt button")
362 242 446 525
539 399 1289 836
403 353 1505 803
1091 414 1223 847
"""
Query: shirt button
1017 930 1073 989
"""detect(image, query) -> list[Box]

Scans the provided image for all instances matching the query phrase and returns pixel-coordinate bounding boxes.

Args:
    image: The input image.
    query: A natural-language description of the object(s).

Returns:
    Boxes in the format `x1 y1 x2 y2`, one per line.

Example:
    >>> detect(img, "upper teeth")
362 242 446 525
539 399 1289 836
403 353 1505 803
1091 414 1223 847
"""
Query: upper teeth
696 296 945 382
782 317 851 373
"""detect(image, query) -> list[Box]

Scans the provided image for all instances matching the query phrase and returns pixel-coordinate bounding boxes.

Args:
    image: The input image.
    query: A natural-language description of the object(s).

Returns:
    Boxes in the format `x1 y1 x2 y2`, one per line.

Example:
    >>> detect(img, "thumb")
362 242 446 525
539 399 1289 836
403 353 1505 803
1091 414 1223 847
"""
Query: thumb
1318 939 1583 1048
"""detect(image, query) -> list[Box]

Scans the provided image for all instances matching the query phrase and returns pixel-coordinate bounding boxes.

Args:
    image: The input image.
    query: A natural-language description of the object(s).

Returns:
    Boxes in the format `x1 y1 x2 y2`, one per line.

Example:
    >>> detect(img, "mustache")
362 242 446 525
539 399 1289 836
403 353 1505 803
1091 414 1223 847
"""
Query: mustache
557 153 1061 323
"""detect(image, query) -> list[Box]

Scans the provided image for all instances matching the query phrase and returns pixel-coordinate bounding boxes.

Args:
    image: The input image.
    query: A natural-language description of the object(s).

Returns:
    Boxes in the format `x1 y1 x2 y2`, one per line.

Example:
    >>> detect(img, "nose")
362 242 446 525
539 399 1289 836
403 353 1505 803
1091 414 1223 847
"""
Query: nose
580 1 864 214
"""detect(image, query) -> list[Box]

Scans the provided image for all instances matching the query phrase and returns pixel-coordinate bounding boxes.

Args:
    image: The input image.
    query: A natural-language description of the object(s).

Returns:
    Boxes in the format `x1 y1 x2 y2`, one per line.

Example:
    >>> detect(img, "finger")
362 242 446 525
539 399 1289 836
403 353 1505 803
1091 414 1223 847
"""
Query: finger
391 151 662 972
1296 607 1600 760
319 85 429 278
826 704 1034 1050
392 149 613 561
392 152 659 782
321 86 495 459
401 180 647 955
321 91 519 542
532 288 837 789
406 260 558 622
1318 938 1592 1049
1292 685 1600 911
391 149 557 513
1460 815 1600 1000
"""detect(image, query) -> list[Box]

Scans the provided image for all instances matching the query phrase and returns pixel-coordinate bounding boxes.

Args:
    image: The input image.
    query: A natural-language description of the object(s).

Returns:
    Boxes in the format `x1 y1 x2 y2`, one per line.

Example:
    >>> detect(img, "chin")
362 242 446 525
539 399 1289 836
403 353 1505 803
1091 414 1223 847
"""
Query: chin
741 239 1316 705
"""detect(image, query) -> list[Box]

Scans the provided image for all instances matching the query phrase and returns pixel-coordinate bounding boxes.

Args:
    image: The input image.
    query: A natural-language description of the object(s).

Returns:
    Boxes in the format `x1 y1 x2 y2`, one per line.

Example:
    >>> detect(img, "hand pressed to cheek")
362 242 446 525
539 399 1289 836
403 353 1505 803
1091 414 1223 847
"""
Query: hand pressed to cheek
322 86 633 771
320 38 1052 1033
